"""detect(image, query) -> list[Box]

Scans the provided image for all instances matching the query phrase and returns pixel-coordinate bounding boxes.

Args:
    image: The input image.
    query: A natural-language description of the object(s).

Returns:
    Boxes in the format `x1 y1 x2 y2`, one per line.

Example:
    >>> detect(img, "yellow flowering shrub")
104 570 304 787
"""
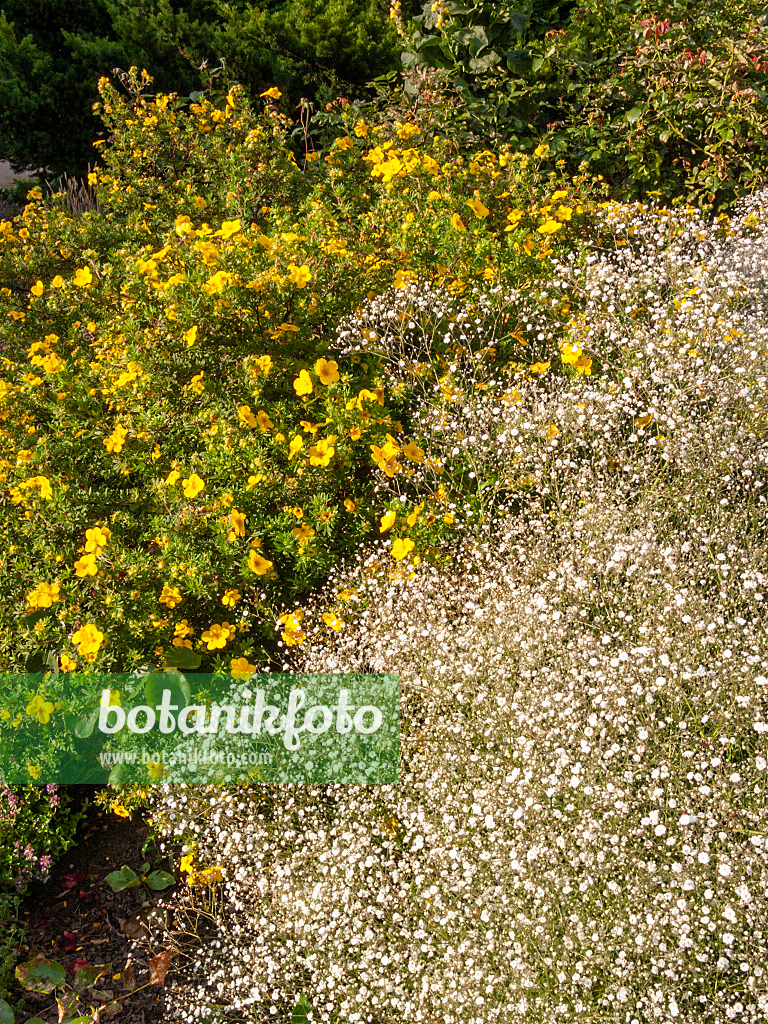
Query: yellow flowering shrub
0 68 602 672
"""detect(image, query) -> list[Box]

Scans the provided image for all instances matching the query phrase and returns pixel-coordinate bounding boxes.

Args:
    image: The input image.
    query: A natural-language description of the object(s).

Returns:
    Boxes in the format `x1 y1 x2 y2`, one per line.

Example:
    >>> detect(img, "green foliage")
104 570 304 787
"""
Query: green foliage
399 0 768 210
0 0 403 178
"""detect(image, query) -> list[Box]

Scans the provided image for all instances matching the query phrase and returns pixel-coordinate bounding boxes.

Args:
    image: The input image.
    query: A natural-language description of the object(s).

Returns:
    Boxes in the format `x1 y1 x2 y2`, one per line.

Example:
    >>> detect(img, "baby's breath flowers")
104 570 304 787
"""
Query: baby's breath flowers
152 191 768 1024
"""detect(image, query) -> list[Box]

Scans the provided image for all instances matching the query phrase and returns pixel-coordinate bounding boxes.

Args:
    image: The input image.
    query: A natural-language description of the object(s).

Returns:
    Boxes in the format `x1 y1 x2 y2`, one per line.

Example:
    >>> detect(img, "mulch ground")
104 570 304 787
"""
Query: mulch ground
10 790 210 1024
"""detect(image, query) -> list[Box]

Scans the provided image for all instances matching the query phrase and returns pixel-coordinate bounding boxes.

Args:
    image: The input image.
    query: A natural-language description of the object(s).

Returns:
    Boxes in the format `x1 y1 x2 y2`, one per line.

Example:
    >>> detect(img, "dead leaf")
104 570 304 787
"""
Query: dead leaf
123 958 136 991
148 946 175 986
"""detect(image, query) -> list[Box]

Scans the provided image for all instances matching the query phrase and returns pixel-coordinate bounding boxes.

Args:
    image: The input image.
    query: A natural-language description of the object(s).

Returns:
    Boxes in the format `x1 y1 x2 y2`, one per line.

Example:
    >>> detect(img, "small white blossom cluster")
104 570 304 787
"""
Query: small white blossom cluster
154 194 768 1023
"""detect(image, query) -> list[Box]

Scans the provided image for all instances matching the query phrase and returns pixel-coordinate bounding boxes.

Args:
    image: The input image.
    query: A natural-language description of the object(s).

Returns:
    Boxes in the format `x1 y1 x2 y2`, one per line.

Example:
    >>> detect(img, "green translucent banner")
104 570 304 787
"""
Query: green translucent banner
0 672 399 785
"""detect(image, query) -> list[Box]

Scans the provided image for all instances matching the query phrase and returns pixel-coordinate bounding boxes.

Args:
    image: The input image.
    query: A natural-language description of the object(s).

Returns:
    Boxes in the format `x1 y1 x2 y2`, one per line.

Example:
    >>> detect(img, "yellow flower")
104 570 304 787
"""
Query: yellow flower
72 623 105 660
215 219 241 240
248 549 274 575
26 694 55 724
228 510 246 540
393 269 418 290
174 620 194 639
354 120 369 137
26 581 61 610
201 623 233 650
537 220 562 235
380 510 396 532
391 537 415 561
288 435 304 460
308 437 335 467
74 553 98 578
407 502 424 527
60 653 77 672
159 585 182 609
467 198 489 218
30 280 44 297
184 326 198 347
182 473 205 498
523 234 535 256
230 657 257 680
529 361 551 374
260 86 282 100
450 213 466 232
222 588 241 608
322 612 344 631
199 866 223 883
85 526 111 553
256 410 274 430
238 405 257 428
201 270 234 295
402 440 424 462
534 143 550 157
344 499 356 513
165 469 180 486
292 523 315 546
179 854 195 873
73 267 93 287
27 765 41 780
112 803 131 817
51 275 64 289
287 263 312 288
27 187 43 200
147 761 165 780
560 341 583 365
293 370 313 397
314 358 340 385
104 425 128 453
278 610 306 646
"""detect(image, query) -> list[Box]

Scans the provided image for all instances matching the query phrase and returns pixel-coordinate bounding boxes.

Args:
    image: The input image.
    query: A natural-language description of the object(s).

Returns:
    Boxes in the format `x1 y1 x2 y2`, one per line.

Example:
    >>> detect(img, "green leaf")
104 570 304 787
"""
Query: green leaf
0 998 14 1024
23 1019 49 1024
72 708 98 739
144 668 192 709
160 646 202 670
291 992 312 1022
16 955 66 992
107 762 132 785
625 106 644 123
24 607 55 628
144 869 176 890
104 865 140 892
24 649 56 674
74 963 111 991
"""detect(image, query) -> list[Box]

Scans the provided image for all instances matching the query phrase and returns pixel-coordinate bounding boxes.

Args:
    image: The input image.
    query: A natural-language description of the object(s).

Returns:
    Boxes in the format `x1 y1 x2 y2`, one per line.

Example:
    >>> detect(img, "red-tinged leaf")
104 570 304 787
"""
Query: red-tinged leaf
63 931 83 952
70 957 90 974
148 946 175 986
60 872 87 890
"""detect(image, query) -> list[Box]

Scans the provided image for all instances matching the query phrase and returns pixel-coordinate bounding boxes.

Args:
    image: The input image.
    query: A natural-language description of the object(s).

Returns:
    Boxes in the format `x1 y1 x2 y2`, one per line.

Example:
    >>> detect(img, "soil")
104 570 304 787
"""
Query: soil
11 790 198 1024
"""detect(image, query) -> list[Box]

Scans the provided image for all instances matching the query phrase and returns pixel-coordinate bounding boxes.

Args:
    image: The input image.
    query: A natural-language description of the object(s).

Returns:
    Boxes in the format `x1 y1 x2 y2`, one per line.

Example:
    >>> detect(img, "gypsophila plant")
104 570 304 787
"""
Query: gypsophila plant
146 188 768 1023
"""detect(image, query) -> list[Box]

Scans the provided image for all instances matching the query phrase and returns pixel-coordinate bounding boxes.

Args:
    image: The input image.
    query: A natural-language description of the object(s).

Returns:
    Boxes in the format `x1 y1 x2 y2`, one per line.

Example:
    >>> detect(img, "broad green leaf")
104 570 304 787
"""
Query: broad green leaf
159 646 202 671
105 865 140 892
625 106 644 123
0 998 13 1024
145 870 176 890
16 955 66 992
